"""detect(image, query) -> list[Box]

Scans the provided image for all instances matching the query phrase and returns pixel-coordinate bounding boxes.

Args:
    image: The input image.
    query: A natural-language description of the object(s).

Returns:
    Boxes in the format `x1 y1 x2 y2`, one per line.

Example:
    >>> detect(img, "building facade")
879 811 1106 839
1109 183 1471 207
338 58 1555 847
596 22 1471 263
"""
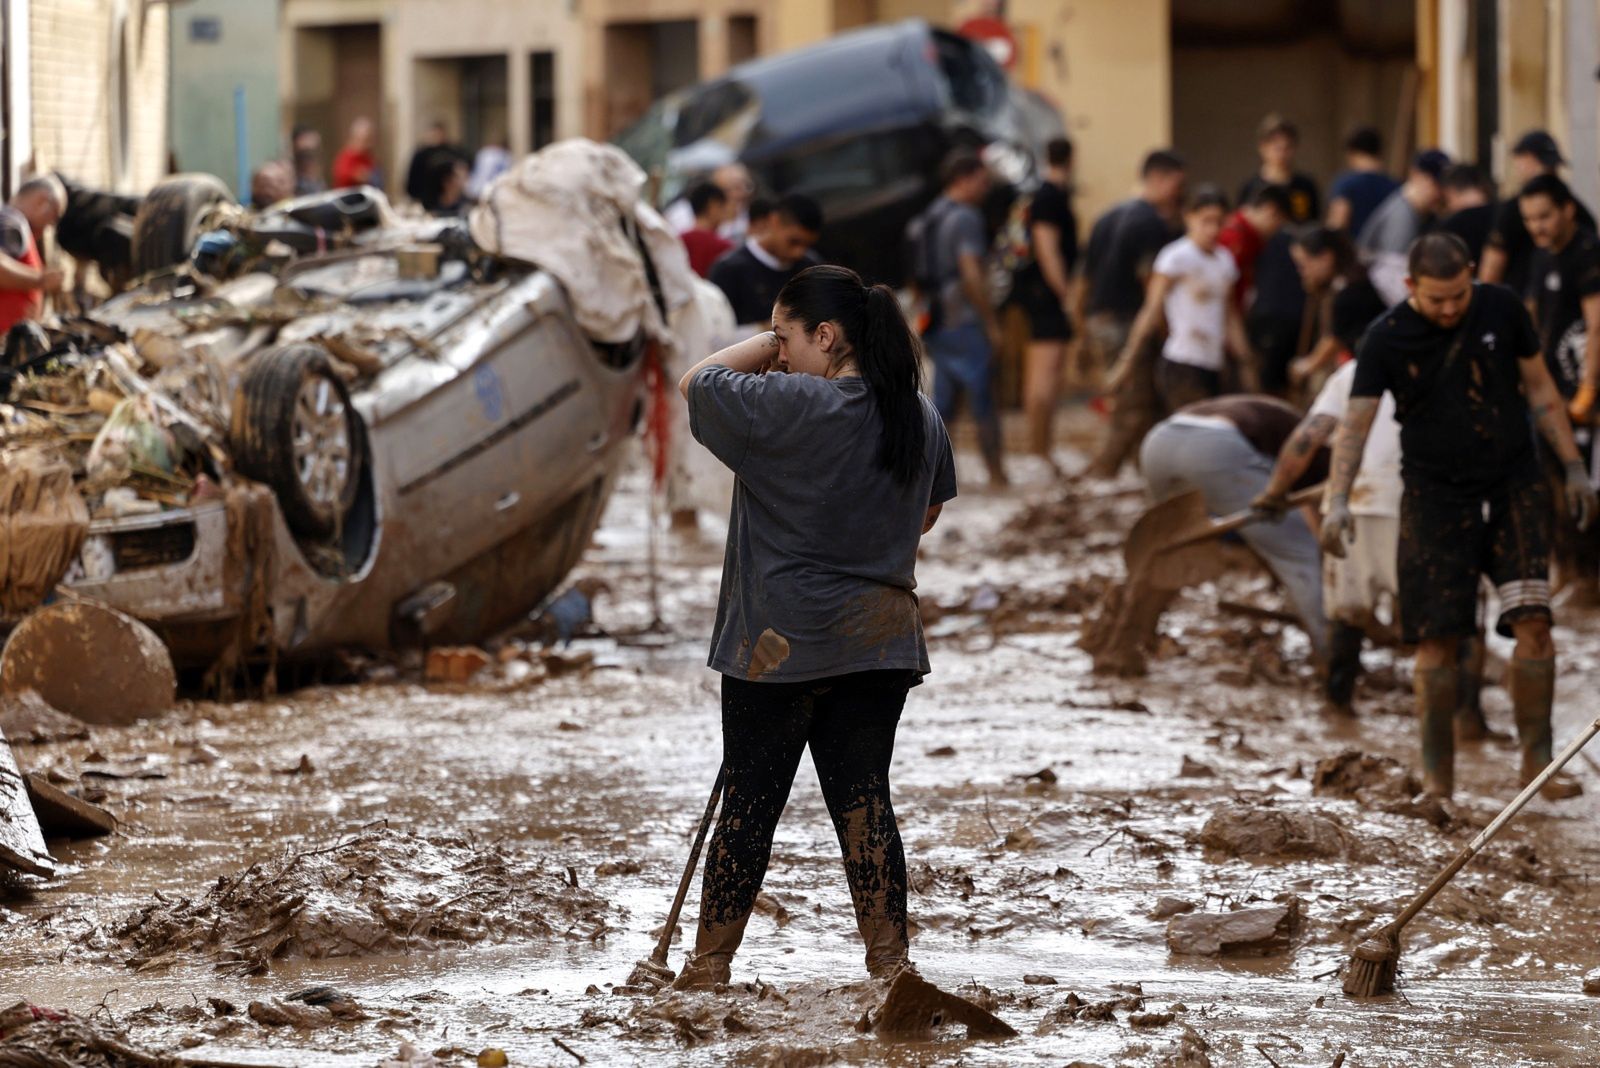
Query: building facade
3 0 169 198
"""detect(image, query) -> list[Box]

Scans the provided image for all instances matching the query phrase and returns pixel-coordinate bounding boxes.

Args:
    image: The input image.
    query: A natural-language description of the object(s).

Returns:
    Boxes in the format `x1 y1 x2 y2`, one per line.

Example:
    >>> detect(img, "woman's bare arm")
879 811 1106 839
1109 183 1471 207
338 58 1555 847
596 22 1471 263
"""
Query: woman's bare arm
678 331 779 399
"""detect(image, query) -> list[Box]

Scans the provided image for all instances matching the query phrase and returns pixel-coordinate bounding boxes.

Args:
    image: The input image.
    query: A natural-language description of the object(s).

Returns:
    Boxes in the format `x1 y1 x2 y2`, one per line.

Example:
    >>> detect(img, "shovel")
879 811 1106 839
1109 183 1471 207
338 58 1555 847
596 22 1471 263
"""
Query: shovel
624 766 725 990
874 969 1017 1040
1124 483 1324 590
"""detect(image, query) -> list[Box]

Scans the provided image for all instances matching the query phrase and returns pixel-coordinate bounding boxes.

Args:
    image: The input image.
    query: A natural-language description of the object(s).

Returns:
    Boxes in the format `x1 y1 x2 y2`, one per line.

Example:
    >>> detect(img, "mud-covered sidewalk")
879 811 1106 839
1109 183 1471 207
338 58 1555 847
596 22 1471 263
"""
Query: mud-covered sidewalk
3 416 1600 1067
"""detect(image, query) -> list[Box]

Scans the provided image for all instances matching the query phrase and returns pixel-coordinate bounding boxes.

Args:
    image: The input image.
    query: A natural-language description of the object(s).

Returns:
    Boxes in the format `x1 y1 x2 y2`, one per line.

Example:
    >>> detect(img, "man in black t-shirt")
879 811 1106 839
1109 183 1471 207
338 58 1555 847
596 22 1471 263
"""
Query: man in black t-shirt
1481 130 1597 297
1017 137 1079 471
1521 173 1600 605
1081 149 1185 477
1322 233 1595 801
1439 163 1495 264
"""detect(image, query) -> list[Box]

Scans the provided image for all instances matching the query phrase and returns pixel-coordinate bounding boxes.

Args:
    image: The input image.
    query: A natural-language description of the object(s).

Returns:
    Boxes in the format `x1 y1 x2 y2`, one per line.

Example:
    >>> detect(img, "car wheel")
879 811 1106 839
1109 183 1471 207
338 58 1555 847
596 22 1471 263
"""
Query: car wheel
230 344 366 540
131 173 234 275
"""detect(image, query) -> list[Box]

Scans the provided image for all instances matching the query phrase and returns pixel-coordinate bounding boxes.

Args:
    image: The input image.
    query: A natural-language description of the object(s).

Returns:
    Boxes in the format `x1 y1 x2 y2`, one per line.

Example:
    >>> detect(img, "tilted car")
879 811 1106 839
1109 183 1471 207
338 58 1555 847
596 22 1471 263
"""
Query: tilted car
614 18 1063 284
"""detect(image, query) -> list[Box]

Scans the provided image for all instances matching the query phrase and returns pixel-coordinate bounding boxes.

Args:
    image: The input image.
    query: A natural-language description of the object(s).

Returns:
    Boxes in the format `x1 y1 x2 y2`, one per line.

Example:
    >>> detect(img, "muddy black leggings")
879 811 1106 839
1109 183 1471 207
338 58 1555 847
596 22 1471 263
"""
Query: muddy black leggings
695 669 912 975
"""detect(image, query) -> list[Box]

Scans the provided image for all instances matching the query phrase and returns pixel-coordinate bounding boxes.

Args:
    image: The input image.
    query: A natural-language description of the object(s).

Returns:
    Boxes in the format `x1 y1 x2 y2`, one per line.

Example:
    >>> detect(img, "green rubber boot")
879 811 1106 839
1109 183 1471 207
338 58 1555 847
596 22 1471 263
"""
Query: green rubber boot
1414 665 1457 799
1506 657 1583 800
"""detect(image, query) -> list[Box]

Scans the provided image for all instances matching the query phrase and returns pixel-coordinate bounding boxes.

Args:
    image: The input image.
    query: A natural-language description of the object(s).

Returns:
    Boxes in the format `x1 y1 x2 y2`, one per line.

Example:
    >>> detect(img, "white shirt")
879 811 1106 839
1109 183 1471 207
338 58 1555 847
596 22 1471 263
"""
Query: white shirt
1152 237 1240 370
1309 360 1402 517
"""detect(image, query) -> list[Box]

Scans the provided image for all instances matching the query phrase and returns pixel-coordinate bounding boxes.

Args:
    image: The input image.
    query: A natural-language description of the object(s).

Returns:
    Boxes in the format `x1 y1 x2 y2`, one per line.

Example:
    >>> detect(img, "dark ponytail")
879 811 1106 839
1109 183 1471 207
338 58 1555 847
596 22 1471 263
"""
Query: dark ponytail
775 264 927 485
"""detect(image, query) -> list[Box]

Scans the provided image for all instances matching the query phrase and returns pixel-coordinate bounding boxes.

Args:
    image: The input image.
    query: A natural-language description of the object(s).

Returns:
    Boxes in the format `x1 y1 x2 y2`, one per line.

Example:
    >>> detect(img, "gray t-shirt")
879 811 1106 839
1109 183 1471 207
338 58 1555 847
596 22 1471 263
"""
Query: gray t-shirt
1356 190 1426 255
930 196 987 329
688 365 957 683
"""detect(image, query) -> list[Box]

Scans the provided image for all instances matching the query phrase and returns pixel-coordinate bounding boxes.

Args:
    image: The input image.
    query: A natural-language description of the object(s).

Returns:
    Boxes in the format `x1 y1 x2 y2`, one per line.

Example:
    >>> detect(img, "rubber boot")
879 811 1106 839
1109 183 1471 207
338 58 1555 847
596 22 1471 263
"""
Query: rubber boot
1323 622 1364 716
671 912 749 990
1414 665 1457 799
1506 657 1583 800
1453 636 1508 744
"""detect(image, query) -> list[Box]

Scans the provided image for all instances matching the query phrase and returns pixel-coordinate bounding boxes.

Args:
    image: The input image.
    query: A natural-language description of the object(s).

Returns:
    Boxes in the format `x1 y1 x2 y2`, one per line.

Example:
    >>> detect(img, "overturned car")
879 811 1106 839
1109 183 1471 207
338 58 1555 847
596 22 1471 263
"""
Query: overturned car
0 141 723 685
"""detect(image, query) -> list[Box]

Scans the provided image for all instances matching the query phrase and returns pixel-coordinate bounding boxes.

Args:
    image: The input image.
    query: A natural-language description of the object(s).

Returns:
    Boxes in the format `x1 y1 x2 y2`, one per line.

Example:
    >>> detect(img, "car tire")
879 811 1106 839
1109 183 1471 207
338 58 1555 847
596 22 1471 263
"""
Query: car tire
230 344 366 540
131 173 234 275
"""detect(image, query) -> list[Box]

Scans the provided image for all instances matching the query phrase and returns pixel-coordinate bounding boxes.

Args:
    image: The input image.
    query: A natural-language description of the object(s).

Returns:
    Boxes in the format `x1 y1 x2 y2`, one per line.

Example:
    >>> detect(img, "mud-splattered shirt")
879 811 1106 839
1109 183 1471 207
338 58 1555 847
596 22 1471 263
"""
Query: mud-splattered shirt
1528 227 1600 398
688 365 957 683
1351 283 1541 493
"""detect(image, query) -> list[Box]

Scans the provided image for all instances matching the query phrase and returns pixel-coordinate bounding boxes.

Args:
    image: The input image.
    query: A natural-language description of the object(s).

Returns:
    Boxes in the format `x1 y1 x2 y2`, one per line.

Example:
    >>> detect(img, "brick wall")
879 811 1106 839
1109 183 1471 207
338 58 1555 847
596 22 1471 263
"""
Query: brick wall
30 0 168 193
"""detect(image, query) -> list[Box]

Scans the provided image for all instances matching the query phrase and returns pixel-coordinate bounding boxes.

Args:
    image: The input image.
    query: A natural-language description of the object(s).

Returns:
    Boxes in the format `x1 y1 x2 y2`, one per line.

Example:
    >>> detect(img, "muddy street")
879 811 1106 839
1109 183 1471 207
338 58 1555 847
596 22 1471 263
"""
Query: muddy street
4 420 1600 1067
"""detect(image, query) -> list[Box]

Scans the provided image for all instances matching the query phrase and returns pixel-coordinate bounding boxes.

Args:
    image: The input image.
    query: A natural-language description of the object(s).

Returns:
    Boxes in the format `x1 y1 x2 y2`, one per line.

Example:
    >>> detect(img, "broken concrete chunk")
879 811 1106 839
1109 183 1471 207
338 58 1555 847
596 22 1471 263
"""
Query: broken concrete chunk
1149 896 1196 920
1197 803 1354 859
24 773 116 838
1166 900 1300 956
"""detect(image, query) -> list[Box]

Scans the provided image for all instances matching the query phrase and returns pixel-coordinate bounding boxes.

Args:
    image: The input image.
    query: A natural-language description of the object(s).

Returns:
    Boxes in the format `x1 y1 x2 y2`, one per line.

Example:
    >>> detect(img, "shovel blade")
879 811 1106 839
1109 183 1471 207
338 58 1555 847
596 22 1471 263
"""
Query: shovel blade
875 971 1017 1040
1123 491 1209 583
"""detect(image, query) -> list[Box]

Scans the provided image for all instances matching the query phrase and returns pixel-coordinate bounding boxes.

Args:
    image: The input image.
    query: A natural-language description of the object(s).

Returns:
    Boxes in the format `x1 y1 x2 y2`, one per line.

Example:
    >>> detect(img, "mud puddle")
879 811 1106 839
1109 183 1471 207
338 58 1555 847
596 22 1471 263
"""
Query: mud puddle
4 410 1600 1066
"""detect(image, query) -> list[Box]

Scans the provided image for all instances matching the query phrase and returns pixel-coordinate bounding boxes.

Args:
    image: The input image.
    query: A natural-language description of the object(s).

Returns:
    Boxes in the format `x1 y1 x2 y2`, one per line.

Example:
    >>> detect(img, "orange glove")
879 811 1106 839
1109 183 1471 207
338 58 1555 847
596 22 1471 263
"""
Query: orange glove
1570 383 1597 424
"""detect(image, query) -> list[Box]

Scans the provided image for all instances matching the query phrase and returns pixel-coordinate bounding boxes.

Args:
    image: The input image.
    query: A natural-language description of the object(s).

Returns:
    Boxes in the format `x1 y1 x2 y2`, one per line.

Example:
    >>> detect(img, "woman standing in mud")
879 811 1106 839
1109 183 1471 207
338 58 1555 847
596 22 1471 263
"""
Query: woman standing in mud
673 264 956 988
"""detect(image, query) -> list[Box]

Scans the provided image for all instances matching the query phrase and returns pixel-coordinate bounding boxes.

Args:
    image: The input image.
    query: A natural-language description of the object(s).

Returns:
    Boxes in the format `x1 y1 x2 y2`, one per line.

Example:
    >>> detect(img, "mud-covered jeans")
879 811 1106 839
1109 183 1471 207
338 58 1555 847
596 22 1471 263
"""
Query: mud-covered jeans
694 670 912 977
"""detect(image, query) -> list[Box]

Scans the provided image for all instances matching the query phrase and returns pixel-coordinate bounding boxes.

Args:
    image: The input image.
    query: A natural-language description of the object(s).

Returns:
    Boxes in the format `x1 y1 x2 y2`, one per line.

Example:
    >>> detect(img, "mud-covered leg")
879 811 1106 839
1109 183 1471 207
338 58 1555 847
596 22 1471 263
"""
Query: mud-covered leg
1506 621 1582 799
1413 640 1459 799
808 673 912 980
676 677 812 988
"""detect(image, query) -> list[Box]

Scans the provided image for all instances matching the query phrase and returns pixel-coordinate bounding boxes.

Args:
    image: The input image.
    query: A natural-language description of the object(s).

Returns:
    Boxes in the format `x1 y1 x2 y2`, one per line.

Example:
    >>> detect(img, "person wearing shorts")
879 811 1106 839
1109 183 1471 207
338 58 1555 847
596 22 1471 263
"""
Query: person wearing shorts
1107 186 1254 417
1321 232 1597 800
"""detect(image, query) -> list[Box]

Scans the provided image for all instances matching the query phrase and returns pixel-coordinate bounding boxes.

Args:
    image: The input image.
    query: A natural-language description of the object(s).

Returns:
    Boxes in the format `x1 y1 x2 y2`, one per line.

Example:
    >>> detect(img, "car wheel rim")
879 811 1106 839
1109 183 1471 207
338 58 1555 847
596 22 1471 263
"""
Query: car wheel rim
291 374 352 513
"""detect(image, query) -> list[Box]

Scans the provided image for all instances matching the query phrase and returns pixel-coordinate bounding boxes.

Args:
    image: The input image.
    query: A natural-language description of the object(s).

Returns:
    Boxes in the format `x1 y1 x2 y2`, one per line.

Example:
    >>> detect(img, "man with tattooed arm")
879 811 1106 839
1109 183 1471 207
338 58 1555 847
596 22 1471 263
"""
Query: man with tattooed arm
1319 232 1596 800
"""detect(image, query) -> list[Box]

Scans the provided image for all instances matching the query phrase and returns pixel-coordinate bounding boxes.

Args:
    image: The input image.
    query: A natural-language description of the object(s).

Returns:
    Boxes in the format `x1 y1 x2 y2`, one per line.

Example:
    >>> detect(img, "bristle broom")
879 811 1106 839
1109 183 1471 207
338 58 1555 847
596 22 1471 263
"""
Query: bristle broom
1342 931 1399 997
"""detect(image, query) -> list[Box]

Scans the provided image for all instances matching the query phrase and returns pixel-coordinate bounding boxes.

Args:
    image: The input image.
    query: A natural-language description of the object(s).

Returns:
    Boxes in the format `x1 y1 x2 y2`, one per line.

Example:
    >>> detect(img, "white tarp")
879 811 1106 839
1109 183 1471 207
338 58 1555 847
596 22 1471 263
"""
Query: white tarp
469 139 697 348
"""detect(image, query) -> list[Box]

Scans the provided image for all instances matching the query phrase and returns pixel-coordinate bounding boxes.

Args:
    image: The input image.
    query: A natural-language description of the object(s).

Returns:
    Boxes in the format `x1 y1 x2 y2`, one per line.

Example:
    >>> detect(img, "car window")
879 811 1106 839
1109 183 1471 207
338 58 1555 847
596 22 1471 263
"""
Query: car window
674 80 755 146
932 32 1004 115
769 138 877 201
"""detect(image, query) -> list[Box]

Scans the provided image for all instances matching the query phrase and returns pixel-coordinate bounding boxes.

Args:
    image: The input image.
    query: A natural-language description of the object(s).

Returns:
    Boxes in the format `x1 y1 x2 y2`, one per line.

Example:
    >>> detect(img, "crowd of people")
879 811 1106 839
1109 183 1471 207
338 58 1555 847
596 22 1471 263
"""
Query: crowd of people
1058 117 1599 807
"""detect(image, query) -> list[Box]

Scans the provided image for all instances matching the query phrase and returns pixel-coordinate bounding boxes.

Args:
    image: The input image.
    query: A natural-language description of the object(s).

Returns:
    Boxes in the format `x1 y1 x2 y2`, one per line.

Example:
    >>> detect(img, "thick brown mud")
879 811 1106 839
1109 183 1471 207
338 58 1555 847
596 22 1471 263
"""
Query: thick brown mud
4 409 1600 1066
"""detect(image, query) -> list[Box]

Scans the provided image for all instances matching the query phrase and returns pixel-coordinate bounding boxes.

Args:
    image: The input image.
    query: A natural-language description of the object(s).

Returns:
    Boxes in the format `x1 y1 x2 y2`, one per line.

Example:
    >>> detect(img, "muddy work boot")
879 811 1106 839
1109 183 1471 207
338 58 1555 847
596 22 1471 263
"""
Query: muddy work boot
1414 665 1457 799
1323 622 1364 716
1453 636 1508 744
1507 657 1584 800
670 914 748 991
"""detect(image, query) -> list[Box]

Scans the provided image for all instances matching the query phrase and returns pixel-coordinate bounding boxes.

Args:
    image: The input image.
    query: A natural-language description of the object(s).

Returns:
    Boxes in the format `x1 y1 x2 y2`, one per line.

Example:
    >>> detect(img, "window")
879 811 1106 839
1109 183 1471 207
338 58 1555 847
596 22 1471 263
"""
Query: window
530 52 556 150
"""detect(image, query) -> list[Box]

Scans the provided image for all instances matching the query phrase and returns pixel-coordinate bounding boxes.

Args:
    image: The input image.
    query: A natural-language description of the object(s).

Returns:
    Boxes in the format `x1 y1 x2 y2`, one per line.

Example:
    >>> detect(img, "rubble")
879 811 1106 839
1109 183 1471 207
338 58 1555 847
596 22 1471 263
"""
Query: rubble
0 1002 173 1068
1165 900 1300 956
0 689 89 743
110 828 609 974
1197 803 1357 860
1311 750 1420 803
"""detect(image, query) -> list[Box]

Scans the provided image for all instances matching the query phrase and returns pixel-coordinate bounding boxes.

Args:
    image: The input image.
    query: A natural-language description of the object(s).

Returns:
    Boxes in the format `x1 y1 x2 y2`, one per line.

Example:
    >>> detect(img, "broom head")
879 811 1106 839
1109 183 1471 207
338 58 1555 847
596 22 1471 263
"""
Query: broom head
1342 931 1399 997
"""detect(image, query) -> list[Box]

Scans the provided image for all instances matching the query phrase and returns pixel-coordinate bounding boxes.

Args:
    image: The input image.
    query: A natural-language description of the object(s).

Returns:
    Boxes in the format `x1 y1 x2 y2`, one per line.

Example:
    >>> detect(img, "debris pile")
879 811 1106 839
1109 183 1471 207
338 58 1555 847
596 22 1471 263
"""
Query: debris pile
110 828 609 974
0 1001 174 1068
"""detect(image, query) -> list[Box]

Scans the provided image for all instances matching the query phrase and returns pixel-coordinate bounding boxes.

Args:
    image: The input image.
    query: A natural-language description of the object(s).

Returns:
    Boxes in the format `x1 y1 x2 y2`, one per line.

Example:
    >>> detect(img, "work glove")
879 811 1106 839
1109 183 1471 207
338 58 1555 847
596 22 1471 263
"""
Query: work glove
1570 384 1597 424
1249 489 1291 522
1319 494 1354 559
1564 460 1598 531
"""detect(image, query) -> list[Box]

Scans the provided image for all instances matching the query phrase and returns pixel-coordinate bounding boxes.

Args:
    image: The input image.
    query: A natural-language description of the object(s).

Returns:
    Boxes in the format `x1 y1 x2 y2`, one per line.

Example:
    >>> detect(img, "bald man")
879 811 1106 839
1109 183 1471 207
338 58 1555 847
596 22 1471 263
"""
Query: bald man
0 176 65 337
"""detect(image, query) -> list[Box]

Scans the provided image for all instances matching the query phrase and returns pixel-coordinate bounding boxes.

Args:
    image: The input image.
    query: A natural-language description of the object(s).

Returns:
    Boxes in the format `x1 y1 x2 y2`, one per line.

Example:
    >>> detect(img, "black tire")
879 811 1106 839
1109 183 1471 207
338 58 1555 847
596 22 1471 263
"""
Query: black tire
131 173 233 275
229 344 366 540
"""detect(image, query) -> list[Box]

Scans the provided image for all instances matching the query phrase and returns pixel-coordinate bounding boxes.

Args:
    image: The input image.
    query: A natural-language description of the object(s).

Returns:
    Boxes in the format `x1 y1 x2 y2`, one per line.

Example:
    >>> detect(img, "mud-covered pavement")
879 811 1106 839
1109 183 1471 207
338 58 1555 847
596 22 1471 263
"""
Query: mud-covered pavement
5 412 1600 1067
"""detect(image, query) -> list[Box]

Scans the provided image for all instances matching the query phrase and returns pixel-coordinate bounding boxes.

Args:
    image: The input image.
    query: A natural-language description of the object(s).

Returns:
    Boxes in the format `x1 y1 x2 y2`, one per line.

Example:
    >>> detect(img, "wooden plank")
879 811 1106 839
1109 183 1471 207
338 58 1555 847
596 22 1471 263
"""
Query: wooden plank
0 727 55 877
24 773 116 839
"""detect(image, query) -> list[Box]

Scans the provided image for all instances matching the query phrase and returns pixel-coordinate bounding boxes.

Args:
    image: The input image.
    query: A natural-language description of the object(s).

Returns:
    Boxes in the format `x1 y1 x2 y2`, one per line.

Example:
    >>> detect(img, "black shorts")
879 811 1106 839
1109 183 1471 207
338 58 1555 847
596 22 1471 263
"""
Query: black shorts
1015 272 1072 341
1154 357 1221 413
1397 472 1551 643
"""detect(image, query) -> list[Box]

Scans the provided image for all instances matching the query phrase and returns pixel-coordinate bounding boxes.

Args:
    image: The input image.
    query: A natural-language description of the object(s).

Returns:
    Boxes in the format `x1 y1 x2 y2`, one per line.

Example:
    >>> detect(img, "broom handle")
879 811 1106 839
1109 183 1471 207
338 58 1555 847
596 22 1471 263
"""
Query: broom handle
1393 714 1600 932
1163 483 1325 555
650 765 726 966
